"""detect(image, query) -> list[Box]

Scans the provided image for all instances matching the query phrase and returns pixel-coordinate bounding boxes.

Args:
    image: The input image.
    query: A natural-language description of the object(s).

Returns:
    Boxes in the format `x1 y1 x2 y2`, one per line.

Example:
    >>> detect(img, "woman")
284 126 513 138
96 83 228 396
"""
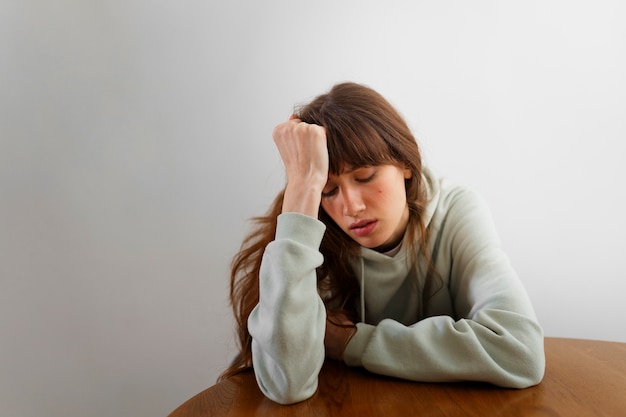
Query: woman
220 82 545 404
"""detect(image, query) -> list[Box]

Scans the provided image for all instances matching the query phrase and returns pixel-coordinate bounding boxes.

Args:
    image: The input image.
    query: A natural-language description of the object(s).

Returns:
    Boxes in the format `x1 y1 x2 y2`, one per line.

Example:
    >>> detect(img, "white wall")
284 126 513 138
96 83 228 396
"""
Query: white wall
1 1 624 416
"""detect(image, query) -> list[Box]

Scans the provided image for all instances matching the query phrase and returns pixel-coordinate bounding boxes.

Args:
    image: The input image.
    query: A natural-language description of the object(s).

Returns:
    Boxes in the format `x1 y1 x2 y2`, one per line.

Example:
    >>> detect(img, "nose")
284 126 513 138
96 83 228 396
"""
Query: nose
341 186 365 217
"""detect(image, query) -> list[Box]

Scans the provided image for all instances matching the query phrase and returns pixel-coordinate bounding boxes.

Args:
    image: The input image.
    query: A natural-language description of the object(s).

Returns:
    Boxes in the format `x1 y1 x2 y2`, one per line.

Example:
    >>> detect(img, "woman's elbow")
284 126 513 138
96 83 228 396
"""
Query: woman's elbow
255 372 319 405
517 350 546 388
502 337 546 388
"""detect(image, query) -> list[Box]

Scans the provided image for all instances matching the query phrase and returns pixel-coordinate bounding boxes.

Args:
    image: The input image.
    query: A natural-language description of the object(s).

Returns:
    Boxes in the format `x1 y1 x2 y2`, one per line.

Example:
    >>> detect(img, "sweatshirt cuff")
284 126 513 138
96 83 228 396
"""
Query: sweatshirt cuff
276 213 326 249
343 323 375 367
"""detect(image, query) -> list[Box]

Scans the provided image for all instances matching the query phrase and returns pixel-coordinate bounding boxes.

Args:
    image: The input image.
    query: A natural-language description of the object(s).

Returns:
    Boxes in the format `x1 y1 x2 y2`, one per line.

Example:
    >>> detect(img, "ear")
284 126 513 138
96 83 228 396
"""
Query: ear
403 167 413 179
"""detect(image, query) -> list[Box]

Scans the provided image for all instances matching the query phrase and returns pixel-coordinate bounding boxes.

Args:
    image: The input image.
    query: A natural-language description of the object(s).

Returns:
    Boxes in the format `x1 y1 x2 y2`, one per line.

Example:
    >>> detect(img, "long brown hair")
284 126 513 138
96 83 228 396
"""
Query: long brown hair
219 82 440 380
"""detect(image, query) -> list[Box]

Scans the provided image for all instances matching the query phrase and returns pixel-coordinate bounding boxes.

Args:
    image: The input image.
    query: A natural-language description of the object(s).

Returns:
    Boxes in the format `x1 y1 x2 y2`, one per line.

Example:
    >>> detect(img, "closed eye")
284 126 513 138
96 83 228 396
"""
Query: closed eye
321 187 338 198
355 171 376 183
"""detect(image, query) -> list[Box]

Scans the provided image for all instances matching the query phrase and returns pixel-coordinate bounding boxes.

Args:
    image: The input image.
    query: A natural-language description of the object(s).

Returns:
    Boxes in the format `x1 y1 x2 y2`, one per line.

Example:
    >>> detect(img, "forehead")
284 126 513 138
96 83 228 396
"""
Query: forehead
331 164 367 176
326 127 393 174
326 165 377 182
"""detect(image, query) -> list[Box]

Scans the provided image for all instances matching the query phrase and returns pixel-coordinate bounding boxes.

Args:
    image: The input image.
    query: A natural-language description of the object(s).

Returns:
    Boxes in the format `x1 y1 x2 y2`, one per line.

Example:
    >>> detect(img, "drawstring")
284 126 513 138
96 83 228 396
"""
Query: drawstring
360 257 365 323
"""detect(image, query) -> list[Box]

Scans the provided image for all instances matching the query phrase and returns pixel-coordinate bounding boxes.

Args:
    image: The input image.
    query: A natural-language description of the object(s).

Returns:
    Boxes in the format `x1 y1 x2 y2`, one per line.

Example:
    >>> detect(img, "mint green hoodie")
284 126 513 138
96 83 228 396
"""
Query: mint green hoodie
247 168 545 404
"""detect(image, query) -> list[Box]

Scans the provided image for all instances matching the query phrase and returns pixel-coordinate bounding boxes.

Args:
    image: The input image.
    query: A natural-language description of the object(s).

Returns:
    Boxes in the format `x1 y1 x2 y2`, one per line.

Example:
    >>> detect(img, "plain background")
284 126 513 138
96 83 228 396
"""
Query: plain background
1 1 625 416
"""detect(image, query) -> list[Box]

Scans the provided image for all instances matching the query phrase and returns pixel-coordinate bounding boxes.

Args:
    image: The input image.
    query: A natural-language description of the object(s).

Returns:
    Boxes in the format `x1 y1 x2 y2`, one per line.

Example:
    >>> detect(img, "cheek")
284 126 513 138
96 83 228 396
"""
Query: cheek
370 186 388 201
371 182 406 208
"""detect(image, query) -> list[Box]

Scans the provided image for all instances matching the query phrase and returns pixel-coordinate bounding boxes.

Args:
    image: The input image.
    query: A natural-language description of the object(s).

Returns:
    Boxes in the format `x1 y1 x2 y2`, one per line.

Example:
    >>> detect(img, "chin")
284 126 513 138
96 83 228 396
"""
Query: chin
356 237 388 251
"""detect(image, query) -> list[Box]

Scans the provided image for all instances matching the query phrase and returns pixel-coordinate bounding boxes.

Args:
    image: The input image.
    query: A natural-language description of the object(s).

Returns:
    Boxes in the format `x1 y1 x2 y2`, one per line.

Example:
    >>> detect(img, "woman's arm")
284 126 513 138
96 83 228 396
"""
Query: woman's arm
343 188 545 387
247 213 327 404
272 115 328 217
247 117 330 404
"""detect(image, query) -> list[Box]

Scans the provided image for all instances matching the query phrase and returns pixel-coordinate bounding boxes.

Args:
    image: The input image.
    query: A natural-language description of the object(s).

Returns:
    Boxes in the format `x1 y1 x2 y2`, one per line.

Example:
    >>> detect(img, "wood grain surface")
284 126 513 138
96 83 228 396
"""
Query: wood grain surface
168 338 626 416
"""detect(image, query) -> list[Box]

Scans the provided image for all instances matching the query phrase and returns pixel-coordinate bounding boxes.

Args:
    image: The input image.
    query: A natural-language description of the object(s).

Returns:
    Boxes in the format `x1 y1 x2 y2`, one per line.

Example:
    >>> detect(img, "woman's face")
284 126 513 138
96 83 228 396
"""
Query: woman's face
320 164 412 251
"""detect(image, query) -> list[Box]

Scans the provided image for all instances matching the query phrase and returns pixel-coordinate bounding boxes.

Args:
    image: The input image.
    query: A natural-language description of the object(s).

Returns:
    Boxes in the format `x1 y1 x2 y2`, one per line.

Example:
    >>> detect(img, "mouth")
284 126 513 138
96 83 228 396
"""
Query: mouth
349 219 377 237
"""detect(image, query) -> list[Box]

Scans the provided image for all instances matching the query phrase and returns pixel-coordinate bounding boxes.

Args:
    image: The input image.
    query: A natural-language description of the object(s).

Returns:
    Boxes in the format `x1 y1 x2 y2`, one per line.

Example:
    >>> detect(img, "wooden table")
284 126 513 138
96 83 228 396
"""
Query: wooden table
168 338 626 416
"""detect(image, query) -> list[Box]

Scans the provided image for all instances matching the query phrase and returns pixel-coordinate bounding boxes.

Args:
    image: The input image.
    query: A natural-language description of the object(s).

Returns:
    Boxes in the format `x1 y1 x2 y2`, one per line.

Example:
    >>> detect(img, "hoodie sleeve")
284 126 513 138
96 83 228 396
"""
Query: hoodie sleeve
343 188 545 388
247 213 327 404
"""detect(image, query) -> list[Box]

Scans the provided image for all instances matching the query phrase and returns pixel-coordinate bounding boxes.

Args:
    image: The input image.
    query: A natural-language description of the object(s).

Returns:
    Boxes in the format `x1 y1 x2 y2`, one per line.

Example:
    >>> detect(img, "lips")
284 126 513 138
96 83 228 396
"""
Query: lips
349 219 377 237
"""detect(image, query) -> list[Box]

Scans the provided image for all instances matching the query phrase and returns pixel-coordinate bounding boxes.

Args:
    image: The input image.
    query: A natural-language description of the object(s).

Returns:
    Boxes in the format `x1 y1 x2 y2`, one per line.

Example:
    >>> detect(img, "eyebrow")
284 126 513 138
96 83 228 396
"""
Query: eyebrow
342 165 367 174
329 165 371 178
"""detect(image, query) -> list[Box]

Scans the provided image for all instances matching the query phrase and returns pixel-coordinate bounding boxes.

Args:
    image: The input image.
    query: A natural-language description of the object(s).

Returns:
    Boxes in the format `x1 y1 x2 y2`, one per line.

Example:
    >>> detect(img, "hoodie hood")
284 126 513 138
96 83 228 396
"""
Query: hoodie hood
418 166 441 230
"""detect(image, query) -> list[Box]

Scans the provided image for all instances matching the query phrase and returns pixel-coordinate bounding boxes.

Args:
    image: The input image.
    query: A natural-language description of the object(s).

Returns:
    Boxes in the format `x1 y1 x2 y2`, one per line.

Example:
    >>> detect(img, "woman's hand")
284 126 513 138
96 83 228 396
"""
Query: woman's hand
324 311 357 361
273 115 328 217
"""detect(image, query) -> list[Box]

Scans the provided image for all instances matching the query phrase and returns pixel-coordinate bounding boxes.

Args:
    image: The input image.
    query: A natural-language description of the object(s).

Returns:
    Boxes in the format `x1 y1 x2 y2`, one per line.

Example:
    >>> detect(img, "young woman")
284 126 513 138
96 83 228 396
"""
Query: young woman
220 82 545 404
